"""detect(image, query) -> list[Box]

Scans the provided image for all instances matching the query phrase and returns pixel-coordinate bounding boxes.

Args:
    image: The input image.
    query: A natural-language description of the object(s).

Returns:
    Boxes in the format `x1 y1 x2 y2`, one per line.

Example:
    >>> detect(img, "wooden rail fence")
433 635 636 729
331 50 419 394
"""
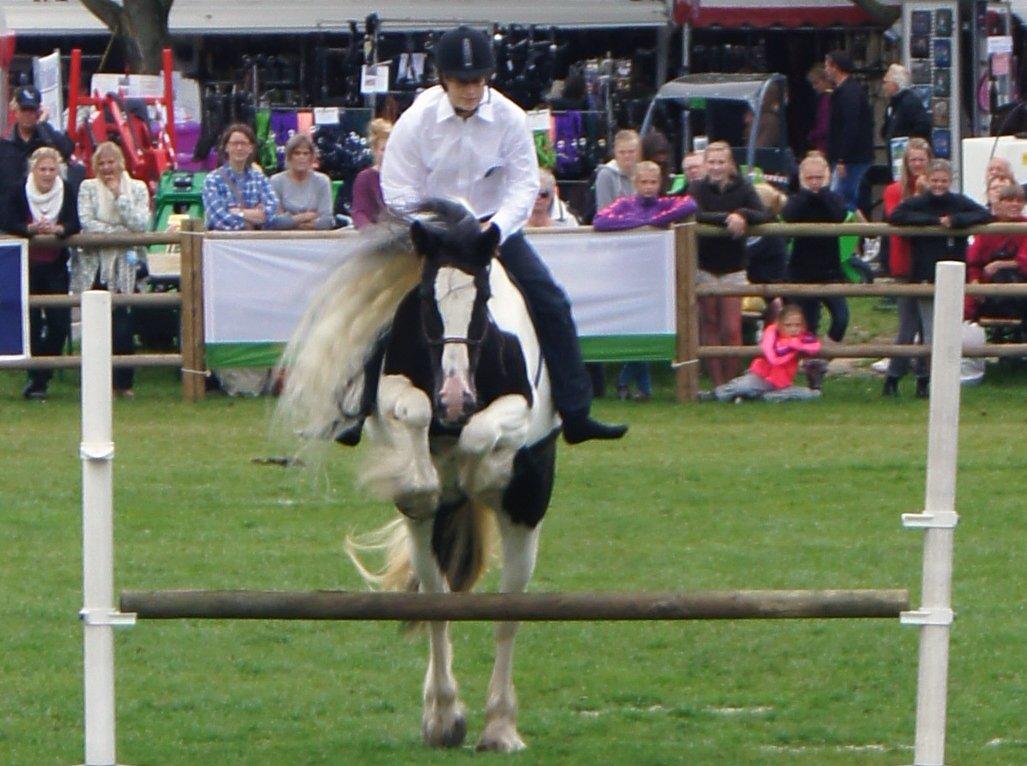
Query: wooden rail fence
7 220 1027 401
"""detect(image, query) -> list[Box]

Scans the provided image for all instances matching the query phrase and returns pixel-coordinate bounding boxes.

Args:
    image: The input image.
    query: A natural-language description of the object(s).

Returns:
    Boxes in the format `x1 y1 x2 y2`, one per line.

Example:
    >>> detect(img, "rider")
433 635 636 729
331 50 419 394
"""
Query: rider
378 25 627 445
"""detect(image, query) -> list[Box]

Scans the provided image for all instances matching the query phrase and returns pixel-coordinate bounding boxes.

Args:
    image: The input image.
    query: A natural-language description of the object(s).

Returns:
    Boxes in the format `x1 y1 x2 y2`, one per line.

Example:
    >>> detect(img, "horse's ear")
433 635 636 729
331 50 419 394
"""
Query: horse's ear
410 220 437 257
476 223 501 266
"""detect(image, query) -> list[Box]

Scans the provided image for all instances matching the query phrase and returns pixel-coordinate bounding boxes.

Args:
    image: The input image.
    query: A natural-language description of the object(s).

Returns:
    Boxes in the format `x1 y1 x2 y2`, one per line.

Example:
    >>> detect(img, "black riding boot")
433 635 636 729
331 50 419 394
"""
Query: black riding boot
882 376 900 397
334 334 389 447
915 376 930 399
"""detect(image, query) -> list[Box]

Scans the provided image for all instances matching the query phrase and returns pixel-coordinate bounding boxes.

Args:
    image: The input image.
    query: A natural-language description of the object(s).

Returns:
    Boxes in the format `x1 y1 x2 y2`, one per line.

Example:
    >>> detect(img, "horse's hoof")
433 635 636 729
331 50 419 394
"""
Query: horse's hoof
422 711 467 749
395 487 440 519
476 726 527 753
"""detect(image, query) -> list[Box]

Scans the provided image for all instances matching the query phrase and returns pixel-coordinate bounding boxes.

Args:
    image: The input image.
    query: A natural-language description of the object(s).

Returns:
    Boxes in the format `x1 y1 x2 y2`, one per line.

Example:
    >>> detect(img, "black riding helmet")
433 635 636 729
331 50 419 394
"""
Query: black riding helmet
435 26 495 80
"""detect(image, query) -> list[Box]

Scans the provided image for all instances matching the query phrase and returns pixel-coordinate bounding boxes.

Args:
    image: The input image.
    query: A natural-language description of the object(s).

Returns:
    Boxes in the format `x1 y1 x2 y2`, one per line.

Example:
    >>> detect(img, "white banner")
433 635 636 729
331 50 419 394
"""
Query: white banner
202 229 676 365
32 50 62 130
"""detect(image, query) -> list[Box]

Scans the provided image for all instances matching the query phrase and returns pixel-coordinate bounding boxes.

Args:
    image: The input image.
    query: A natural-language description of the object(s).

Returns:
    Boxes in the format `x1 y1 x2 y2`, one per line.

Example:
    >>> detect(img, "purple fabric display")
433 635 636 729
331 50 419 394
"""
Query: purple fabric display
269 111 299 147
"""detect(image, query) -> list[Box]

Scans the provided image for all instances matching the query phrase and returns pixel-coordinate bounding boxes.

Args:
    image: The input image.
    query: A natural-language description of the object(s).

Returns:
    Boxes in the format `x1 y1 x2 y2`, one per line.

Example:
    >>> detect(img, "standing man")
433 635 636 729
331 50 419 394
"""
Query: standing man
881 64 931 173
381 25 627 445
6 85 75 168
824 50 874 211
1 85 78 209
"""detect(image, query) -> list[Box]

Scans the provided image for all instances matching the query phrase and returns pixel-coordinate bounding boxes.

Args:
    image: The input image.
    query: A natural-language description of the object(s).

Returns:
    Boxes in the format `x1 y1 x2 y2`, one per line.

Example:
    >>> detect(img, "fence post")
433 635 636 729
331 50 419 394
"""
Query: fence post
903 261 964 766
179 218 206 402
674 222 699 402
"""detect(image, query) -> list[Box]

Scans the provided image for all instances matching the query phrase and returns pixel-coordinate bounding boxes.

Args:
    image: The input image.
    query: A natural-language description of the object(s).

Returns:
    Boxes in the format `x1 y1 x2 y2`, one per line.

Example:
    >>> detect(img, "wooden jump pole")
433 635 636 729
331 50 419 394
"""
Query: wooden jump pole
120 589 909 621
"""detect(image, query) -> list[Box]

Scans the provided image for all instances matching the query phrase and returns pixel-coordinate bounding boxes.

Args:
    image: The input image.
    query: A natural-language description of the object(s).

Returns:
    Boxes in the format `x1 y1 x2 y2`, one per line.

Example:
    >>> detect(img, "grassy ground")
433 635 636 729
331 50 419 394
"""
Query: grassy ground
1 355 1025 765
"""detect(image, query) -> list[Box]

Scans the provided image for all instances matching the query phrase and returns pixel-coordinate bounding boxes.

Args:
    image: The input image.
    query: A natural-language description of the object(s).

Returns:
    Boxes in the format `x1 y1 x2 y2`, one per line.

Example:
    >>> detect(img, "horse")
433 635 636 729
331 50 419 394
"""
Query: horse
277 199 559 752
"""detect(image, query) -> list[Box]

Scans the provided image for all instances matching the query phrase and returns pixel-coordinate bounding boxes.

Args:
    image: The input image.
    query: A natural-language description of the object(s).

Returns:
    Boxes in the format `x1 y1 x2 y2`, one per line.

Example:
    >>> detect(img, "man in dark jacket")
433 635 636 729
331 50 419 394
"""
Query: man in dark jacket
825 50 874 212
0 86 77 208
881 64 932 172
6 86 75 165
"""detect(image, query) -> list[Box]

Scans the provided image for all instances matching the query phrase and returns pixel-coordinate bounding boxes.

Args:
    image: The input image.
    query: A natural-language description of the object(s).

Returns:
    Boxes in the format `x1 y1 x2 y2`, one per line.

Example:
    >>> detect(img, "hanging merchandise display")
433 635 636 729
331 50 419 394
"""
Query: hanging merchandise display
903 1 962 183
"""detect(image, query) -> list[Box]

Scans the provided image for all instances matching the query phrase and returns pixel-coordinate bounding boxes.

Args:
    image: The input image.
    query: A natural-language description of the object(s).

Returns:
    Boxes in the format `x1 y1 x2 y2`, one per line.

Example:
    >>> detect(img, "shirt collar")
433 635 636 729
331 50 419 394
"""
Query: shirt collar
436 89 495 124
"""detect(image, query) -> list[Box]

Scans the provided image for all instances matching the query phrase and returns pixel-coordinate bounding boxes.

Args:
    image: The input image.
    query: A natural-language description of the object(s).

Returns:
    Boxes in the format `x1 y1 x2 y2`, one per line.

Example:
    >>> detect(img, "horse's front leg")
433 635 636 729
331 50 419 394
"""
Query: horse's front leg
405 516 467 748
371 374 439 516
456 394 530 494
477 511 541 753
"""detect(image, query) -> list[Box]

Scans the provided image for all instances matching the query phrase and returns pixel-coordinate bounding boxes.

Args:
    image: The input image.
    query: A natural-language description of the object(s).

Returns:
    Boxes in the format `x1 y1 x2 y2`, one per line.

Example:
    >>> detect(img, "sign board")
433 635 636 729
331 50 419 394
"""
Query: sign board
0 238 29 360
202 230 677 367
360 62 391 95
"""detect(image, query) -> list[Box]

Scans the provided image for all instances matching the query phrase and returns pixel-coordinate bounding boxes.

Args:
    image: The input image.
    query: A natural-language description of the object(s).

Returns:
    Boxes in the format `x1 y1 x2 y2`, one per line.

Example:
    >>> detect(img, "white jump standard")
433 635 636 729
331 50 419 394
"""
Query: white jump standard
76 263 966 763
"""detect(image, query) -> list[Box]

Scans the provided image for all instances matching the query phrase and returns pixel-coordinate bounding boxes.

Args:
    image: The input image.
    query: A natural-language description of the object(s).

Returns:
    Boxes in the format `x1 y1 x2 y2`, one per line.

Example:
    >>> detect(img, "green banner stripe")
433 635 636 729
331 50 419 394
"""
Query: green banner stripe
205 334 675 368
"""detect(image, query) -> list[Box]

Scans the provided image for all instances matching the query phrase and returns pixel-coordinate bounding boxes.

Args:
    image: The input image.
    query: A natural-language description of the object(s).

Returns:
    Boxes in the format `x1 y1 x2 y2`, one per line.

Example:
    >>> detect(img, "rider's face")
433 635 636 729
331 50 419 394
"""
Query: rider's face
443 76 487 115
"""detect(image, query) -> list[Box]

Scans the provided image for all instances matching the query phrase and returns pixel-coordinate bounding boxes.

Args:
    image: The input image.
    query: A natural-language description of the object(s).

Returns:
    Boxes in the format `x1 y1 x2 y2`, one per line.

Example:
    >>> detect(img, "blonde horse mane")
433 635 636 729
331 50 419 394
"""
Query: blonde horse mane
275 221 422 442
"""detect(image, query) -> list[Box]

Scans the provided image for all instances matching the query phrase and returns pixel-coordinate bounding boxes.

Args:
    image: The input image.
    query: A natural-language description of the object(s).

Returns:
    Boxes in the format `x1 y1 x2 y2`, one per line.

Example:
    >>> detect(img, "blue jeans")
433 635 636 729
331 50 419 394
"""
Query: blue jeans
617 362 651 396
714 372 821 402
830 161 870 212
796 296 849 342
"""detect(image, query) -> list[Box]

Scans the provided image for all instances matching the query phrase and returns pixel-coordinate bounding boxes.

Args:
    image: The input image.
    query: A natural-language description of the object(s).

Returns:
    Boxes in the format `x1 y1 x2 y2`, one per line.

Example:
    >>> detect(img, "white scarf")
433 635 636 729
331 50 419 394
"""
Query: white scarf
94 171 133 226
26 174 64 223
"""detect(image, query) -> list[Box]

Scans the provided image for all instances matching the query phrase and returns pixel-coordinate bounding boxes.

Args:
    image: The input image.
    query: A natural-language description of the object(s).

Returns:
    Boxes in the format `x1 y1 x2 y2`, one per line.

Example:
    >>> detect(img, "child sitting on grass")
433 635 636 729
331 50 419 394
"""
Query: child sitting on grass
702 304 822 402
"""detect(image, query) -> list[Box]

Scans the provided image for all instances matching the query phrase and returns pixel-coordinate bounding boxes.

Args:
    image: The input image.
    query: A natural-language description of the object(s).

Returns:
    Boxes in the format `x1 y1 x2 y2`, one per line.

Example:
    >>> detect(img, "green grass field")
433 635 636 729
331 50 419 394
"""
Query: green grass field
1 359 1025 765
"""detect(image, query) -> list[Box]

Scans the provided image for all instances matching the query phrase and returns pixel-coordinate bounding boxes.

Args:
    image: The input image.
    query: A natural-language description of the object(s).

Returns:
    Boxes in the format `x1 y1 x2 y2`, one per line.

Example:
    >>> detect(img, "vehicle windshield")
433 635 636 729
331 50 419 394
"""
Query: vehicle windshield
646 78 788 176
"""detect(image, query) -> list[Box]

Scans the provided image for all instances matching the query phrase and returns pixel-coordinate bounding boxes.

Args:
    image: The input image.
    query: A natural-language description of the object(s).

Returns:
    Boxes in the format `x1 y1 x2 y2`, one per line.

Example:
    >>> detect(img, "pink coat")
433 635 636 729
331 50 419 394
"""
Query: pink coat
749 323 822 389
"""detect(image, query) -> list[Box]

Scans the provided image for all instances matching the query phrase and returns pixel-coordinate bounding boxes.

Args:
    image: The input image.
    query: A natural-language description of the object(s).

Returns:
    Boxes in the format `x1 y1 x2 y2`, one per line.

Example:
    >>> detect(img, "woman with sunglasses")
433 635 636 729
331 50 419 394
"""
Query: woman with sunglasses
528 169 577 228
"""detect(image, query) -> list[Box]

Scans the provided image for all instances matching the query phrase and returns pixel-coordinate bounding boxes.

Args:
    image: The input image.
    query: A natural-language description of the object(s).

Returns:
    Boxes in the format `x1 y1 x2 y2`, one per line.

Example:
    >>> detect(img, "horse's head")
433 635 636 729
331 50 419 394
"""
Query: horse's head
410 204 501 428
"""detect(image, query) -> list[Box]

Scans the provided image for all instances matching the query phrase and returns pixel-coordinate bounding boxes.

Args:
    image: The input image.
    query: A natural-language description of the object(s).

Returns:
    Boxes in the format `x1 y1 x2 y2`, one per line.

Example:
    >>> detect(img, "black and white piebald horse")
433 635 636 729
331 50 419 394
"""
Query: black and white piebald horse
278 199 558 752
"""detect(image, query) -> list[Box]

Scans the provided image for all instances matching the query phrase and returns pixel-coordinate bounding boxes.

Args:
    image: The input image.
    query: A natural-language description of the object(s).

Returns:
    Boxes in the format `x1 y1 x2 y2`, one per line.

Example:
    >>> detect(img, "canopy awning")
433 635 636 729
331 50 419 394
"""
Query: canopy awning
675 0 896 28
3 0 669 35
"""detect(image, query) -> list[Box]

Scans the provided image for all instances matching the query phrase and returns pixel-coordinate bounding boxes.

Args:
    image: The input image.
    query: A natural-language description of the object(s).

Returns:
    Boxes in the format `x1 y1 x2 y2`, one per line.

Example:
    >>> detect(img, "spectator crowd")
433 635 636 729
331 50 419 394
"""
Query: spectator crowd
3 43 1027 406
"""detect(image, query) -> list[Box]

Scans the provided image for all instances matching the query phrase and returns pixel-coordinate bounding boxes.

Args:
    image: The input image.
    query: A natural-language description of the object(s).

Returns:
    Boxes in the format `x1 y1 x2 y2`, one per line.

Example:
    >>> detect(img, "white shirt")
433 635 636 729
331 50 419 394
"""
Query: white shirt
380 85 540 242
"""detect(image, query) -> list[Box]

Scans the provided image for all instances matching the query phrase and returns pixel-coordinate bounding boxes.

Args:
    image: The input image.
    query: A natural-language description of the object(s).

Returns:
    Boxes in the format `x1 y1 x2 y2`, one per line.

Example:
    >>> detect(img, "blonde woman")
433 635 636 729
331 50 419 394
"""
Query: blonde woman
0 146 80 399
690 140 770 386
351 118 393 228
76 141 150 397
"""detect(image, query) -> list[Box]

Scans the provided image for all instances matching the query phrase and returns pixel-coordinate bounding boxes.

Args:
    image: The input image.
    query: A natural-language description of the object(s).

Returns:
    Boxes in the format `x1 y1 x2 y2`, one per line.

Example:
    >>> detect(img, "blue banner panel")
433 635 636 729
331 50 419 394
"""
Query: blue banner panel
0 242 28 358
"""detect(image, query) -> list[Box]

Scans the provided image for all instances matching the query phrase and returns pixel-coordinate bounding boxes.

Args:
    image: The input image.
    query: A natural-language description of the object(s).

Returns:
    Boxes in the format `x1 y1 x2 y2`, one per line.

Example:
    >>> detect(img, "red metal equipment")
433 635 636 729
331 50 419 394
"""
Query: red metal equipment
67 47 177 194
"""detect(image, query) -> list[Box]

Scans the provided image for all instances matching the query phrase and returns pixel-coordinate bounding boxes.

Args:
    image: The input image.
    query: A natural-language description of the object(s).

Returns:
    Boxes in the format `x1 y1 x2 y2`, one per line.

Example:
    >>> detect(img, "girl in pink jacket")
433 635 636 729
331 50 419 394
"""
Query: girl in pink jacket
705 305 823 402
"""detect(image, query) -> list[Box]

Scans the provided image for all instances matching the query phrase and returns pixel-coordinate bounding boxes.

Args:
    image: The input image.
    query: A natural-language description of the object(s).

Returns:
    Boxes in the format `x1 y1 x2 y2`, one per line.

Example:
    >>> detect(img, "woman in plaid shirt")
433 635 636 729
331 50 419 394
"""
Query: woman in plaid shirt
202 123 279 231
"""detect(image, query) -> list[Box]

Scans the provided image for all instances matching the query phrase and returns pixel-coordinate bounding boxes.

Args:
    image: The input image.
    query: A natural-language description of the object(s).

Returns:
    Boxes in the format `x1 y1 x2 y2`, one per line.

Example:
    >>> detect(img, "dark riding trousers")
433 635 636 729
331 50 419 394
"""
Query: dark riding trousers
497 232 593 418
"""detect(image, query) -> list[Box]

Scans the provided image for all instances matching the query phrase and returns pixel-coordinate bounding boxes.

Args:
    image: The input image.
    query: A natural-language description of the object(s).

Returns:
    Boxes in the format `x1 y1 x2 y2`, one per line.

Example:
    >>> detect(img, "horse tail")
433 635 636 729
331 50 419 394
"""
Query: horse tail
431 497 496 593
344 499 496 596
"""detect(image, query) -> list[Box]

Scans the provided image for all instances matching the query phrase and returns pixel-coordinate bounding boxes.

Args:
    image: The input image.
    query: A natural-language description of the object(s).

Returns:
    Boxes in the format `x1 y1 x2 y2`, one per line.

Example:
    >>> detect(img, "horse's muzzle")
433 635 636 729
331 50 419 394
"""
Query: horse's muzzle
437 374 477 427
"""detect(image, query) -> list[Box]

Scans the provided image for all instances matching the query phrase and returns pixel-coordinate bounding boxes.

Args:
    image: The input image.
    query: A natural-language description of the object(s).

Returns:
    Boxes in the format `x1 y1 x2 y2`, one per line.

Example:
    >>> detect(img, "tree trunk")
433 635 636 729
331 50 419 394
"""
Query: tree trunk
81 0 173 74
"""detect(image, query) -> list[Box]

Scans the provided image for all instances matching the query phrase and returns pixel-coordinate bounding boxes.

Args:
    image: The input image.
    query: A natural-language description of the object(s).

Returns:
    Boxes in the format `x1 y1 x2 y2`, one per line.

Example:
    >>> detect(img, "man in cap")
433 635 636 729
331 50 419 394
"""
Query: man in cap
7 85 74 167
378 25 627 445
0 86 77 206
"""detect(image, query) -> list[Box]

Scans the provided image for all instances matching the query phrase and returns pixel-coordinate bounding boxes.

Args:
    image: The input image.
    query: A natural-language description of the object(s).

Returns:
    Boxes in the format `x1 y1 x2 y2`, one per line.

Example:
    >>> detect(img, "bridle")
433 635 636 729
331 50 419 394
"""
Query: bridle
420 270 491 351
